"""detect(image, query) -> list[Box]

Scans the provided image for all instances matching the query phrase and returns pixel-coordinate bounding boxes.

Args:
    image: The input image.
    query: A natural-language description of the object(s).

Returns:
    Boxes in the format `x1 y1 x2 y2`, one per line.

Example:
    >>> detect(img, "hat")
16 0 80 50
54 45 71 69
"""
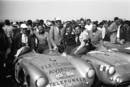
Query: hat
20 23 27 28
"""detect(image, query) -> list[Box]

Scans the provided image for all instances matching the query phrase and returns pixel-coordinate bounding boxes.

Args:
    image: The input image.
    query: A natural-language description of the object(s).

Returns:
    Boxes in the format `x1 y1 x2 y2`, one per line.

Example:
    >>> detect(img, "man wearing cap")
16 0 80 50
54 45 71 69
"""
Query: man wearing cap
13 23 30 52
21 24 30 46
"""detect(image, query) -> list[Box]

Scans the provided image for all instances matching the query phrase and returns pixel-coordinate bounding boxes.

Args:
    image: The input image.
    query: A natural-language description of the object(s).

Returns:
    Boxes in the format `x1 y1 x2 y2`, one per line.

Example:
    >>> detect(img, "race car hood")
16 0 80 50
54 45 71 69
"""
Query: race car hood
20 52 93 87
88 51 130 67
116 63 130 75
103 41 130 54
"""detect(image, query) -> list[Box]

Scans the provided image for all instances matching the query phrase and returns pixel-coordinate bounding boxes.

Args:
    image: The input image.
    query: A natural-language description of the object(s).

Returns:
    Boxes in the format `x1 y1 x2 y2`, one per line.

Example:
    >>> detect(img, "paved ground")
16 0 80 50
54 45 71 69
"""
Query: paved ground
0 62 18 87
0 75 18 87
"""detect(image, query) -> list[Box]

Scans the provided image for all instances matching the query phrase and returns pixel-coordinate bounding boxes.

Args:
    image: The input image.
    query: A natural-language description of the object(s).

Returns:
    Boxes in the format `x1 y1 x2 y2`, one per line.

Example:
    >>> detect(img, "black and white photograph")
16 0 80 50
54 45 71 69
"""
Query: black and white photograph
0 0 130 87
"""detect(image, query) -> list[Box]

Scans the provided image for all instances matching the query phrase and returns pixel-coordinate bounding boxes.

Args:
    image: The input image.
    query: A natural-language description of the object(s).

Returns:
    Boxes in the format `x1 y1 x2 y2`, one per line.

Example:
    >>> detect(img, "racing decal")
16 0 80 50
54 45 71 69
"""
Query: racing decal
55 71 74 79
48 77 88 87
49 67 75 74
41 62 72 70
49 67 76 79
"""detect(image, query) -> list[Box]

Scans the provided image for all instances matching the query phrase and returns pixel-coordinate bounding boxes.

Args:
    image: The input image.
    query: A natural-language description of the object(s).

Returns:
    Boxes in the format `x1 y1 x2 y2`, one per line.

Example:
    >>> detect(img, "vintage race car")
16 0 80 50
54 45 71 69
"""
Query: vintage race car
81 48 130 87
14 46 95 87
103 41 130 54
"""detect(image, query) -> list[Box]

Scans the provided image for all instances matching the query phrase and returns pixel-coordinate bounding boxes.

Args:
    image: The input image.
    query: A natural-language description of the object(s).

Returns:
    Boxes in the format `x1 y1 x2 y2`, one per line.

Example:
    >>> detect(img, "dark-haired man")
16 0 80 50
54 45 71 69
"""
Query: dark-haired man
49 20 64 53
85 19 93 31
3 20 13 43
34 25 50 53
89 23 102 47
108 17 121 43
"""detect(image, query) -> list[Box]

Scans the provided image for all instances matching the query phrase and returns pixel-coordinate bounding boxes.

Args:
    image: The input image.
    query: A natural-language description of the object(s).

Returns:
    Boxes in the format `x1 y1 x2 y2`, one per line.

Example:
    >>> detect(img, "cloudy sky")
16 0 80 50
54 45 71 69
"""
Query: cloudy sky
0 0 130 21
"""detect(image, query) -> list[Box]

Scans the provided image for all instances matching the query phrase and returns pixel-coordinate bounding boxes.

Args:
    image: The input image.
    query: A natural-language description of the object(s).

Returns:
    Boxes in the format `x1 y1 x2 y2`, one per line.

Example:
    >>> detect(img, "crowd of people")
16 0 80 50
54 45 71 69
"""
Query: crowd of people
0 17 130 79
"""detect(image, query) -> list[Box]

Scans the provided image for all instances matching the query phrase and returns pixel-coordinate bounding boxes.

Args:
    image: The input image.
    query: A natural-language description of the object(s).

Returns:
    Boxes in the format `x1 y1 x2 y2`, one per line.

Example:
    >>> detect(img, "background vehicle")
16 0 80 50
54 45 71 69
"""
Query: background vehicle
14 46 95 87
103 41 130 54
82 49 130 87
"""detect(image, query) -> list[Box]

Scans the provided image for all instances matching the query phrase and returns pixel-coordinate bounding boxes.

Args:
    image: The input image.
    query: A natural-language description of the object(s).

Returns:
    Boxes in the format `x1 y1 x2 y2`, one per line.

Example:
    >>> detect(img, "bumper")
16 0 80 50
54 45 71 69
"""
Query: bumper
46 78 93 87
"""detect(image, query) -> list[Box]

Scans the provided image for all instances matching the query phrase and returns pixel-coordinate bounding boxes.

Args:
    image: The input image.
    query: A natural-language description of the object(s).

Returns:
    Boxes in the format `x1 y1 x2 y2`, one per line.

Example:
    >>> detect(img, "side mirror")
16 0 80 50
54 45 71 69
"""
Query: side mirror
15 46 31 57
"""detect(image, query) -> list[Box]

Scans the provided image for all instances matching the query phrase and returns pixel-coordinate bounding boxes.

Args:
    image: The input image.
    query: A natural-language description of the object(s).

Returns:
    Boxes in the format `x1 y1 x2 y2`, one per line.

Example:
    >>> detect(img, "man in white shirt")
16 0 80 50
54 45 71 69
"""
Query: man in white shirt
85 19 93 31
20 24 29 46
74 29 90 55
116 23 125 44
101 21 109 40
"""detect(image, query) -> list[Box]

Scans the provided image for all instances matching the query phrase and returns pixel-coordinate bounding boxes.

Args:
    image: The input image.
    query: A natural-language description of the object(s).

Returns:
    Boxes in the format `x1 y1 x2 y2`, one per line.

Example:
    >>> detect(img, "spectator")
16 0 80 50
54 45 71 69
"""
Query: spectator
2 19 14 44
113 19 124 44
13 24 30 52
74 25 82 46
0 24 11 75
79 18 86 31
11 23 21 55
34 25 50 53
123 22 130 42
27 20 33 32
1 17 129 56
108 17 121 43
62 25 76 54
49 20 64 52
97 22 103 31
101 21 109 41
89 22 102 47
39 19 47 30
73 25 90 55
85 19 93 31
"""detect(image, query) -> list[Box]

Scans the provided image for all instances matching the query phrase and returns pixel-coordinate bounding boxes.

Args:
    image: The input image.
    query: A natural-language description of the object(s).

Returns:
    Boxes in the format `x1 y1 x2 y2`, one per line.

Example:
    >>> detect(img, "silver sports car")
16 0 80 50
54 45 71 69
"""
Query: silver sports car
103 41 130 54
14 46 95 87
82 49 130 87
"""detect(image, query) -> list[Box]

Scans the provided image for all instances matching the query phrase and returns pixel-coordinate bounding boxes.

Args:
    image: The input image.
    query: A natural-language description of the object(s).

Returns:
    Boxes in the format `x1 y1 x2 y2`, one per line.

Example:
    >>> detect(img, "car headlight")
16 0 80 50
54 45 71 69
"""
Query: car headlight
108 66 115 75
36 77 47 87
87 68 95 79
99 65 105 71
116 77 122 83
99 65 115 75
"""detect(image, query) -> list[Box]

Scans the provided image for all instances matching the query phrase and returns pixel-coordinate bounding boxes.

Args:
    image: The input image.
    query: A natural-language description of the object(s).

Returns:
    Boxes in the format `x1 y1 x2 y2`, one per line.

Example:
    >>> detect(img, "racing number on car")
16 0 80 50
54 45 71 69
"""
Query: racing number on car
56 71 74 79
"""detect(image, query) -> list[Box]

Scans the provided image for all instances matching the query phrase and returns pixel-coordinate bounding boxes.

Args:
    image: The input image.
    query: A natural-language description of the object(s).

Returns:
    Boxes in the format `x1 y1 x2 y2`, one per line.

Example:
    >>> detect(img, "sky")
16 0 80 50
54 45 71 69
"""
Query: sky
0 0 130 21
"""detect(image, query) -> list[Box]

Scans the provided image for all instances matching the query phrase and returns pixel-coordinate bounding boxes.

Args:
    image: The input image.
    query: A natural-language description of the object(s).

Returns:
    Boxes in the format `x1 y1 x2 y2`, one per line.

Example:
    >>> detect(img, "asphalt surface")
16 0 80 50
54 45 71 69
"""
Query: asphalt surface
0 61 18 87
0 75 18 87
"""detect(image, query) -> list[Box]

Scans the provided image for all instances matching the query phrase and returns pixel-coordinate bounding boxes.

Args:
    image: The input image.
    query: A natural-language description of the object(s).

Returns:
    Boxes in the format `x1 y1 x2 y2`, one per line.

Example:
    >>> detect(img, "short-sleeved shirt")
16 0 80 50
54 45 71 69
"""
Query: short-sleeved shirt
108 22 118 33
85 24 93 31
49 26 62 46
79 30 89 43
89 30 102 45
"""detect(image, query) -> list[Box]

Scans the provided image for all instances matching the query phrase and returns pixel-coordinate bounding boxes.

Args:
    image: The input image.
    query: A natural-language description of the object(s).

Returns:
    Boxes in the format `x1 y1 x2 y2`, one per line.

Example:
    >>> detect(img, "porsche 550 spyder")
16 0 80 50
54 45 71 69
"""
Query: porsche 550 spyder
14 46 95 87
82 48 130 87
